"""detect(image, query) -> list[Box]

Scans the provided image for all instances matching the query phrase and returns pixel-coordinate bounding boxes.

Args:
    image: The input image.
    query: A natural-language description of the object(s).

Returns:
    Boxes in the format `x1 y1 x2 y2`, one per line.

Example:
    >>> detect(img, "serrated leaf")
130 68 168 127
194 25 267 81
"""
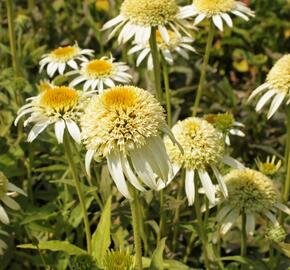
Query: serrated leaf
150 237 166 270
91 196 112 266
17 240 86 255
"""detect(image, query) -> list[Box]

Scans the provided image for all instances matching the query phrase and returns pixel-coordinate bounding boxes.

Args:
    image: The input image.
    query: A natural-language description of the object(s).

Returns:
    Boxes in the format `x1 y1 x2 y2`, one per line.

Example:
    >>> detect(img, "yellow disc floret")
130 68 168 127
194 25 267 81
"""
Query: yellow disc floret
193 0 235 15
266 54 290 95
165 117 225 170
121 0 179 26
81 86 165 156
50 46 79 62
40 87 79 112
86 59 113 77
225 169 278 214
0 172 8 198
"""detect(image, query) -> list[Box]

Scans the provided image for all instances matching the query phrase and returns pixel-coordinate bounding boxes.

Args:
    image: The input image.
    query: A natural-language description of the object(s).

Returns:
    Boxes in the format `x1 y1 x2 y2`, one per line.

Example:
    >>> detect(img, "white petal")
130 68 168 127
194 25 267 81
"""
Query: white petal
7 183 26 196
69 76 87 87
255 89 276 111
185 169 195 206
27 121 50 142
232 10 249 21
229 129 245 137
102 15 124 30
65 119 81 144
275 202 290 215
213 15 224 31
221 13 233 27
67 60 78 70
104 78 115 88
177 5 197 19
246 213 255 236
194 13 206 25
2 195 20 210
158 25 170 43
118 23 137 43
225 135 231 146
84 79 93 91
14 108 35 126
198 170 216 204
128 44 144 55
248 83 269 102
267 92 285 119
264 211 279 226
58 63 66 75
107 153 131 199
220 210 240 235
85 150 95 176
54 119 65 144
211 166 228 197
0 205 9 224
223 155 245 169
136 48 150 66
216 205 233 222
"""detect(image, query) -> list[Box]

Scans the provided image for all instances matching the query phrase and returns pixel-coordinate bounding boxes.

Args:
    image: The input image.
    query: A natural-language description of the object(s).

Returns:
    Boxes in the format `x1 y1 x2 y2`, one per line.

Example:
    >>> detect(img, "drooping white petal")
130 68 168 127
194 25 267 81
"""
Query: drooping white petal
136 48 151 66
267 92 285 119
69 76 87 88
84 79 93 91
14 108 35 126
248 83 269 102
58 63 66 75
0 205 9 224
246 213 255 236
27 121 50 142
118 23 136 43
107 152 132 199
255 89 276 111
221 13 233 27
194 13 206 25
185 169 195 206
264 211 279 226
67 60 78 70
102 15 125 30
211 166 228 197
220 210 240 235
198 170 216 204
231 10 249 21
104 78 115 88
1 195 20 210
225 135 231 146
85 150 95 176
213 15 224 31
223 155 245 169
177 5 197 19
65 119 81 144
158 25 170 43
275 202 290 215
54 119 65 144
128 44 144 55
229 129 245 137
216 205 233 222
7 183 26 196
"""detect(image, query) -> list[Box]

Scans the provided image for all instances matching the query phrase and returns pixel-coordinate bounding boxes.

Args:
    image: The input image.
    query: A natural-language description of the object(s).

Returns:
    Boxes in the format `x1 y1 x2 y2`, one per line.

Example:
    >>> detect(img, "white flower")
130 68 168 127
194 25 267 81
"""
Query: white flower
128 30 196 70
39 44 94 78
191 0 255 31
217 169 290 236
15 86 89 144
164 117 244 206
80 86 175 199
102 0 195 45
0 172 26 224
248 54 290 119
69 56 132 93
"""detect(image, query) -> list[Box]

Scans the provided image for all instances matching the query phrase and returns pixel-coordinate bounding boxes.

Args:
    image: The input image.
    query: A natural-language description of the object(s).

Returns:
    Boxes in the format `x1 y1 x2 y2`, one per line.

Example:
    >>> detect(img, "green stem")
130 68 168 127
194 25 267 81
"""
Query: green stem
129 186 143 270
162 59 172 128
194 180 211 270
241 212 247 270
63 133 92 255
158 189 166 243
192 21 215 116
6 0 19 75
149 27 162 102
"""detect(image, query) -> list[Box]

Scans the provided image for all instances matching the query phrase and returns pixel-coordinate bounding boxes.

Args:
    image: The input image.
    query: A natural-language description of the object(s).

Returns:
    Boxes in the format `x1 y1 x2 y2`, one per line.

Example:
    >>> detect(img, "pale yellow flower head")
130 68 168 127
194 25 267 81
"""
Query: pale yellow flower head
193 0 235 16
103 250 135 270
121 0 179 27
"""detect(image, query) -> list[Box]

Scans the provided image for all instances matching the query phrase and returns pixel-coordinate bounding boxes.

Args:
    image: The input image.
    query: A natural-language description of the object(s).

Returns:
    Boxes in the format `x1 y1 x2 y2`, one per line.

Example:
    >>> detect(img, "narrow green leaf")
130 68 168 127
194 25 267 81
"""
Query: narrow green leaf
149 237 166 270
91 196 112 266
17 240 86 255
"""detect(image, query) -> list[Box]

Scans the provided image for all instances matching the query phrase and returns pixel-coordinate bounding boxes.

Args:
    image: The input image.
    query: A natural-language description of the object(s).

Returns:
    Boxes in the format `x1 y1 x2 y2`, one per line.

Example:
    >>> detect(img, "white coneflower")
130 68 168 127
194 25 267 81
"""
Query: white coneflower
39 44 94 78
128 30 196 70
69 56 131 93
0 172 26 224
81 86 174 199
102 0 195 45
191 0 254 31
164 117 244 205
255 155 282 176
217 169 290 236
204 113 245 146
248 54 290 119
15 86 89 144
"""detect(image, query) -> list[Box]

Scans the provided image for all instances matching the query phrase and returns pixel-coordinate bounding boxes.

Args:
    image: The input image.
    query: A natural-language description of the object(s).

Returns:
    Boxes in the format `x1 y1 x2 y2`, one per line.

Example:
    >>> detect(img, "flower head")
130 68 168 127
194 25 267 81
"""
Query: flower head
164 117 244 205
69 56 131 92
217 169 290 235
265 224 287 243
255 156 282 176
40 44 94 77
15 86 89 144
0 172 26 224
103 250 135 270
248 54 290 119
128 30 196 70
102 0 195 45
191 0 255 31
81 86 173 198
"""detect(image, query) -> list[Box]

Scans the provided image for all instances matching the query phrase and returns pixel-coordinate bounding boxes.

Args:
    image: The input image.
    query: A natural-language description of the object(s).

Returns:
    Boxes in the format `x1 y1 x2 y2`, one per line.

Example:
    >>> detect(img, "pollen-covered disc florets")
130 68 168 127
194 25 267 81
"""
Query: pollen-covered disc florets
165 117 225 170
121 0 178 27
103 250 135 270
81 86 165 156
225 169 277 213
194 0 235 15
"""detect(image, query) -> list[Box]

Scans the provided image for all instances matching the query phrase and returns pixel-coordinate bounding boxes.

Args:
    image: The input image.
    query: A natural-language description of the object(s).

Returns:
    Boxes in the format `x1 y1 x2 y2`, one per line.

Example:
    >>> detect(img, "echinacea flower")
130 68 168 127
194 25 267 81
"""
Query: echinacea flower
204 113 245 146
248 54 290 119
39 44 94 78
103 250 135 270
102 0 195 45
81 86 174 199
217 169 290 236
128 30 196 70
255 155 282 176
0 172 26 224
15 86 89 144
164 117 244 205
191 0 255 31
69 56 132 92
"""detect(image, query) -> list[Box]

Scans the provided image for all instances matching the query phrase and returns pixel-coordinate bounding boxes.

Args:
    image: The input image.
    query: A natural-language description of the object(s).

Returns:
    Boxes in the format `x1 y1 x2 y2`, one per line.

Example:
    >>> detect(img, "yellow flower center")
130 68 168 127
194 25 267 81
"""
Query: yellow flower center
86 59 113 77
50 46 79 61
40 87 79 112
102 87 137 108
121 0 178 26
193 0 235 15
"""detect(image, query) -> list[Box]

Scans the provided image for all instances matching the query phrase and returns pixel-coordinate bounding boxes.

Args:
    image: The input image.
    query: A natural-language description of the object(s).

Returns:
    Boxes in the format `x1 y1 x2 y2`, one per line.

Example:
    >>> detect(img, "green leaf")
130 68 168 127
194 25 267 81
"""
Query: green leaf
149 237 166 270
220 256 270 270
91 196 112 267
17 240 86 255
